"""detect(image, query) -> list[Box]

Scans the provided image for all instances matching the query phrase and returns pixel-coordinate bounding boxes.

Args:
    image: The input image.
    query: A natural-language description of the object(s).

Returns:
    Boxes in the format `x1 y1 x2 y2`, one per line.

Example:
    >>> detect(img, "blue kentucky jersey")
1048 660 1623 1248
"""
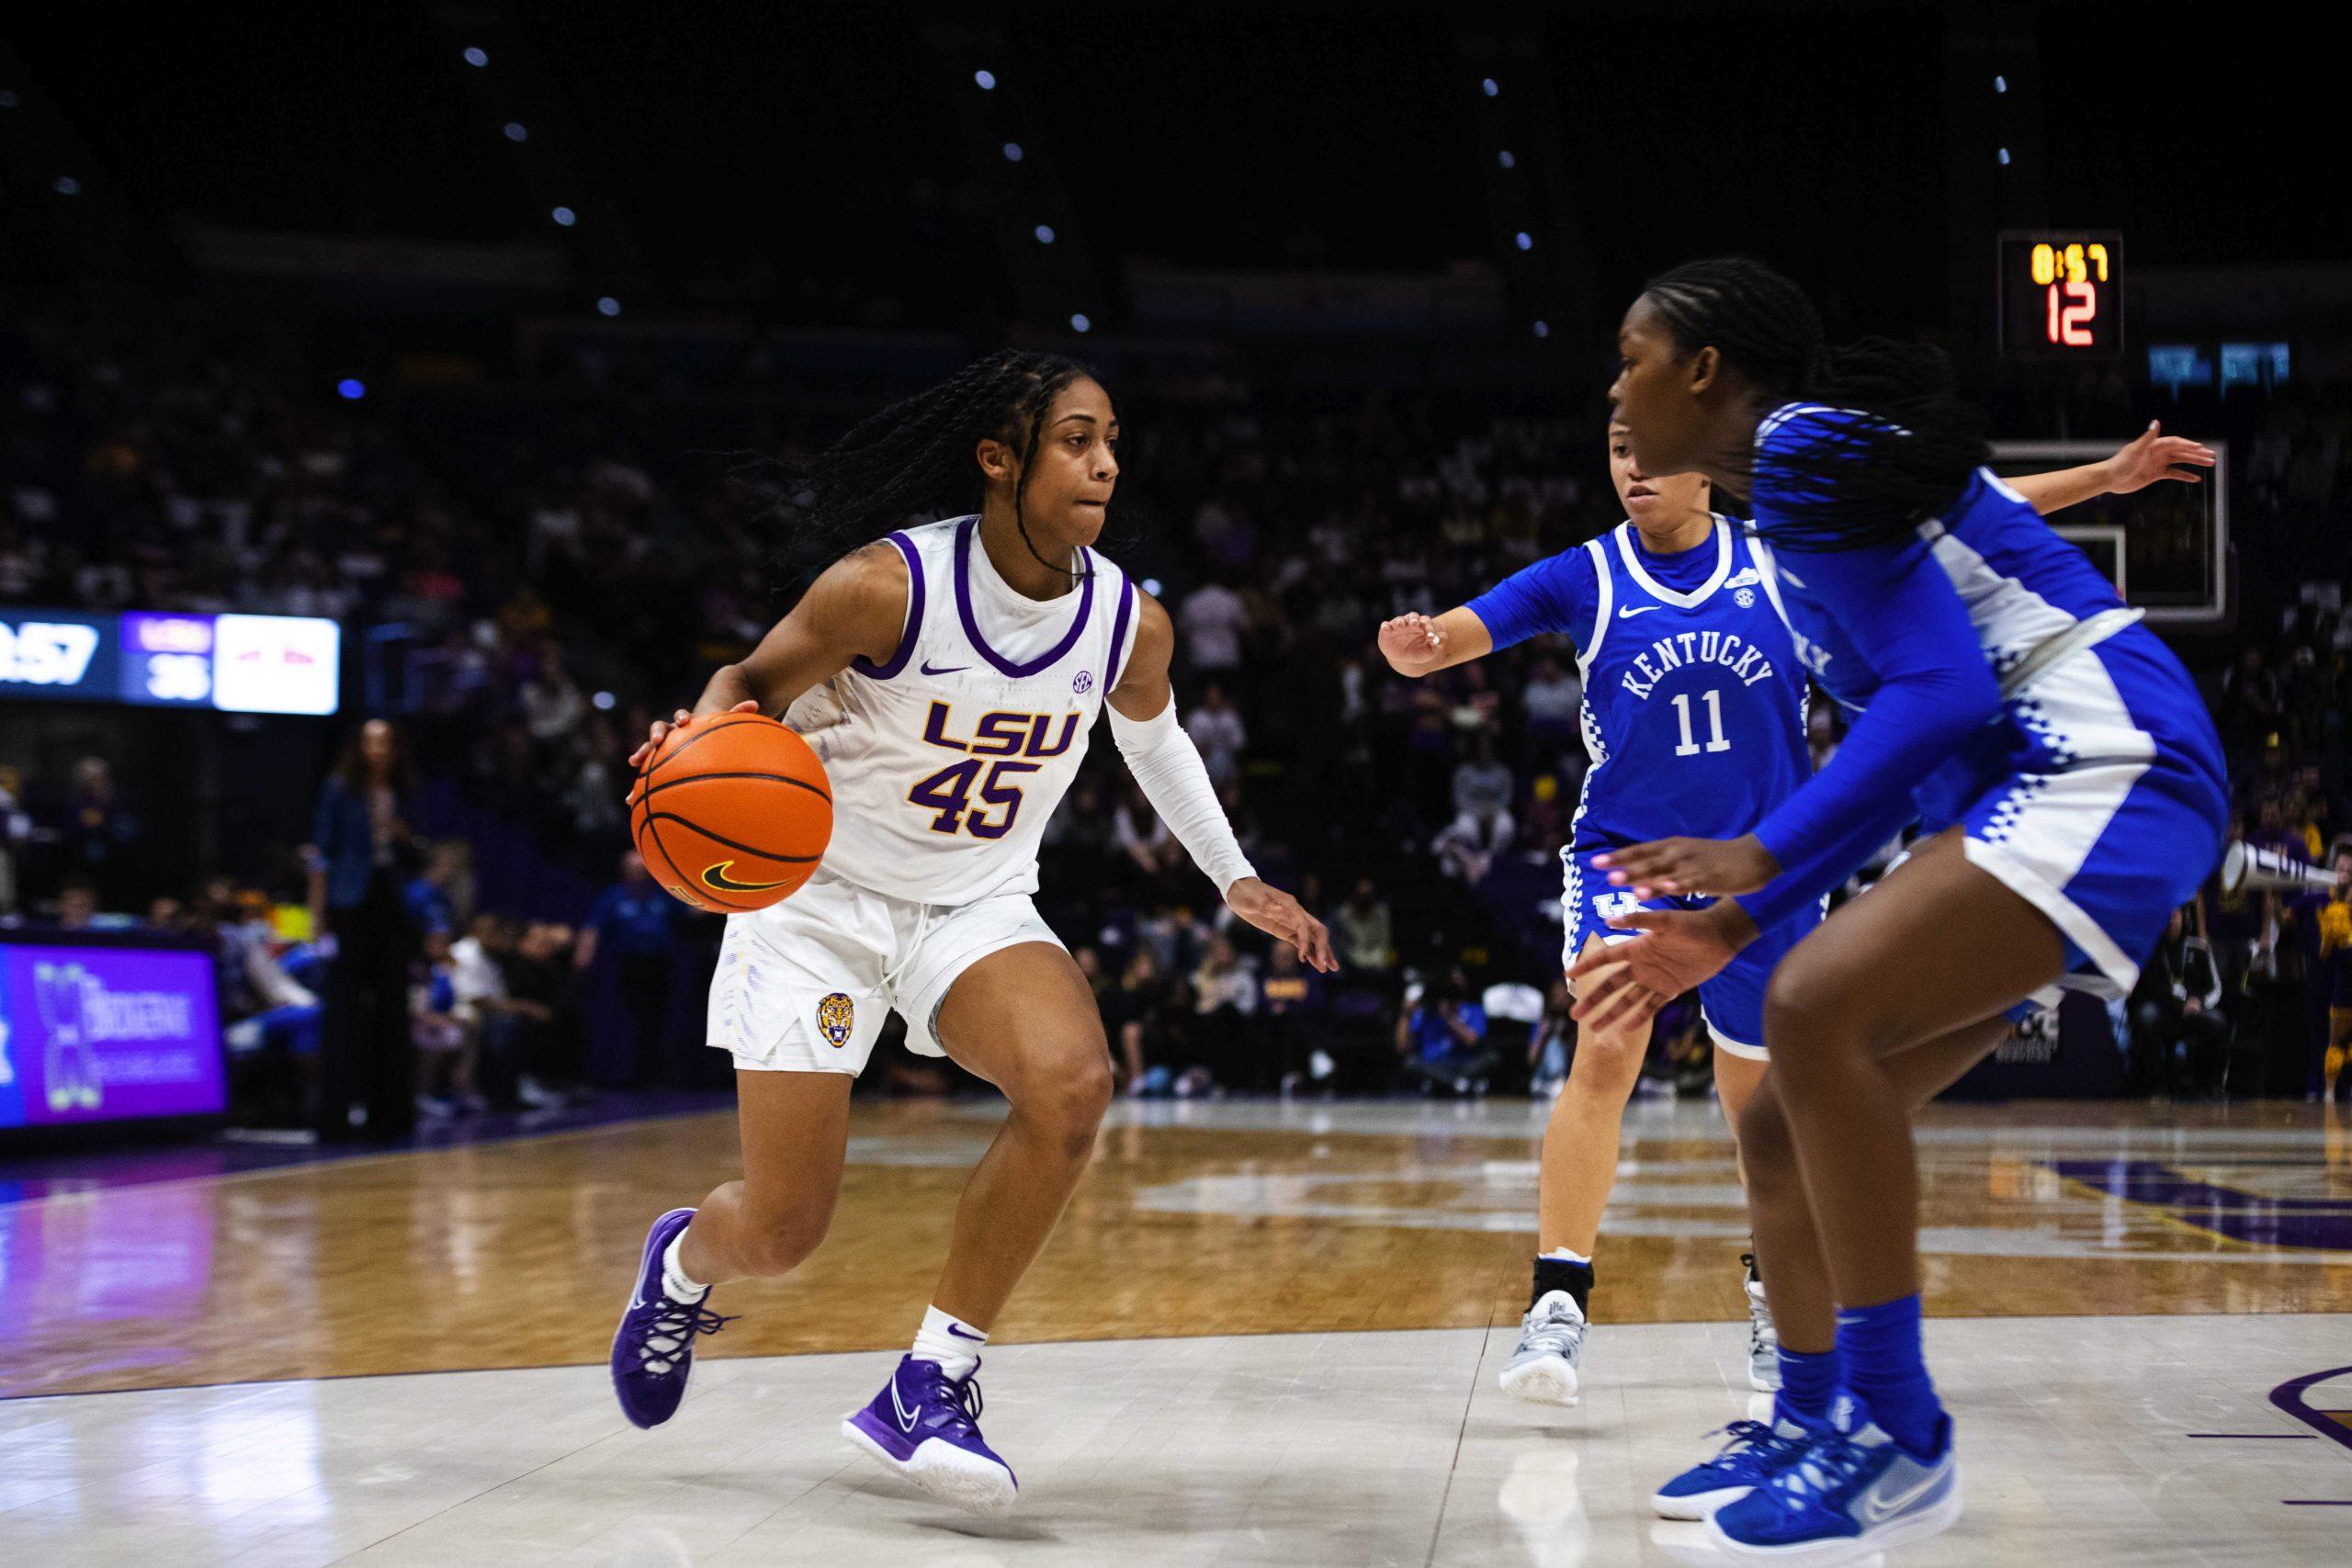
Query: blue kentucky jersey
1465 517 1812 852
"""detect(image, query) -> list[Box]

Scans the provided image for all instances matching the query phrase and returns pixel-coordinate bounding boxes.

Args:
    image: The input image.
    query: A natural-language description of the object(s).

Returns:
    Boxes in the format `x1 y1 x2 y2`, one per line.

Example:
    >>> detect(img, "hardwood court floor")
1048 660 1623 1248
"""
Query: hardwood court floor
5 1097 2352 1566
3 1096 2348 1403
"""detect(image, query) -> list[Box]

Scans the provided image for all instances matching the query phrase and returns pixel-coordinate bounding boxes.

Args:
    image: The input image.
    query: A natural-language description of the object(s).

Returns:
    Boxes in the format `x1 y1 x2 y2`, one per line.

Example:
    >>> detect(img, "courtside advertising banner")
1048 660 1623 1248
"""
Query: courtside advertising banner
0 944 226 1128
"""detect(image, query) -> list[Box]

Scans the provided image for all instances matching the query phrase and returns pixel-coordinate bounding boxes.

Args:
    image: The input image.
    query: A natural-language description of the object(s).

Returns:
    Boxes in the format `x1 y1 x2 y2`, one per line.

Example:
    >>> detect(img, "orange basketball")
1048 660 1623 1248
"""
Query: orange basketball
628 713 831 913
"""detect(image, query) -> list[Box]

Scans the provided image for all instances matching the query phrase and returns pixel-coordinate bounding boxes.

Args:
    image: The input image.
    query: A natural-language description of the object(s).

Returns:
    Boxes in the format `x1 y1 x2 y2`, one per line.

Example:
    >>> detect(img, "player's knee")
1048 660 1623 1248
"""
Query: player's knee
1564 1024 1646 1096
1762 954 1854 1068
737 1200 833 1276
1015 1050 1113 1158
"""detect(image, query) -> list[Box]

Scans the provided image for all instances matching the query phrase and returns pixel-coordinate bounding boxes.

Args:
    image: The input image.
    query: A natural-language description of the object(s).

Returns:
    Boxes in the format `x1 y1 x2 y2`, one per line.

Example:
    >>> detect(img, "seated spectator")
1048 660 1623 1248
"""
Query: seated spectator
578 851 681 1088
1396 967 1492 1094
2128 906 2227 1096
1335 877 1395 972
412 929 477 1117
1186 682 1248 790
1433 805 1515 885
1107 949 1183 1096
1260 942 1328 1090
1185 933 1261 1093
1452 733 1514 821
1519 654 1582 768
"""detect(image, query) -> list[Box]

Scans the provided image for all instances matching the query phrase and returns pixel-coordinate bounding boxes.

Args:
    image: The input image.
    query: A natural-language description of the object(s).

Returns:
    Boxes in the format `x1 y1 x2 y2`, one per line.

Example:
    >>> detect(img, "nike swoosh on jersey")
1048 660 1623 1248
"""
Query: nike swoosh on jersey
702 861 789 894
921 660 970 675
1617 604 1663 618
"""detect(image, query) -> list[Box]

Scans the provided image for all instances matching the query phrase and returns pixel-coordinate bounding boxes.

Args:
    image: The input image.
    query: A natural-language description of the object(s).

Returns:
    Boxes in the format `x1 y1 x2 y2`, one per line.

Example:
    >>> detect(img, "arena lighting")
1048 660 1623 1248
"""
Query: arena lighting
1514 231 1533 251
552 206 576 226
1997 148 2011 166
1069 313 1091 333
53 175 80 196
504 122 527 141
597 297 620 317
1141 578 1163 597
336 378 366 400
592 691 616 711
1481 77 1498 96
1498 150 1516 169
1995 74 2008 93
463 47 487 67
1003 141 1023 162
974 69 996 89
1533 321 1551 339
1035 224 1055 244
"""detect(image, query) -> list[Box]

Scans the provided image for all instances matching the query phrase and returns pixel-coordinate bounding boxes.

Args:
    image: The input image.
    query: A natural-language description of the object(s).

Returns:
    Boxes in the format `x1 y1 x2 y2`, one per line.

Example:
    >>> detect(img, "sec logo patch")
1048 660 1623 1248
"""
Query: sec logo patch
816 992 855 1048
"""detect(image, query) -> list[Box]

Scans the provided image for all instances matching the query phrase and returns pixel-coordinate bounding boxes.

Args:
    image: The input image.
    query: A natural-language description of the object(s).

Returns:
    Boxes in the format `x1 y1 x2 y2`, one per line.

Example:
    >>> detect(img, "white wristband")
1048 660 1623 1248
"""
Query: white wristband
1105 697 1258 897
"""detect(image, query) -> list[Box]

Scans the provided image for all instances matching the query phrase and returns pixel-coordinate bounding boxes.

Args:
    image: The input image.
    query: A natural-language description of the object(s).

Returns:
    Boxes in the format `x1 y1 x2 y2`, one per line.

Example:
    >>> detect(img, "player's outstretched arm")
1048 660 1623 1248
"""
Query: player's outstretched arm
1376 607 1494 678
2004 421 2215 516
1109 592 1337 972
627 543 908 770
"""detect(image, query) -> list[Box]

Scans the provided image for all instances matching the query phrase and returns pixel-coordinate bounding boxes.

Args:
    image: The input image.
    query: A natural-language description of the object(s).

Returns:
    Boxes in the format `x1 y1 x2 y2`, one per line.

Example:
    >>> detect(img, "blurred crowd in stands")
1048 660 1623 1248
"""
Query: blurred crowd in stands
4 300 2351 1133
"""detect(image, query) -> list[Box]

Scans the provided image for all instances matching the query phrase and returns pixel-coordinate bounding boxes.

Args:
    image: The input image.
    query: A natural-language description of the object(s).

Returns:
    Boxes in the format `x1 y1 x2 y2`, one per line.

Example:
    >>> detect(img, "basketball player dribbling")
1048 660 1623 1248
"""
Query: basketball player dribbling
1380 417 2207 1416
607 352 1333 1515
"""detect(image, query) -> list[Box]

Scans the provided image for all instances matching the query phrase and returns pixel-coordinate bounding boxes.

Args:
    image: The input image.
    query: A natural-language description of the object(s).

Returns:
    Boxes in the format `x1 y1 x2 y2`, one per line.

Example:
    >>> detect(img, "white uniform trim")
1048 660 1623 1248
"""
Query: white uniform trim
1577 536 1613 682
1614 519 1732 609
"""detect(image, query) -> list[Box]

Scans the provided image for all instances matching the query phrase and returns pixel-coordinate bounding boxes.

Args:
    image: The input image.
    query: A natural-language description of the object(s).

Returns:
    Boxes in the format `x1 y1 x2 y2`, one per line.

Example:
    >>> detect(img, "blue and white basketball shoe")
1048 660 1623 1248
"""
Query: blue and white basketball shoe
1706 1412 1961 1565
610 1207 735 1428
842 1354 1019 1515
1651 1416 1816 1519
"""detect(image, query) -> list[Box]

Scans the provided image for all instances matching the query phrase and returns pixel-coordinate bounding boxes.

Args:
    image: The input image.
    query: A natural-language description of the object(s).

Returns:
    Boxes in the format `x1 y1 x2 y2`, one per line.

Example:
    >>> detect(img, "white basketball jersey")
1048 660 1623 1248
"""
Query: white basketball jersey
785 514 1138 908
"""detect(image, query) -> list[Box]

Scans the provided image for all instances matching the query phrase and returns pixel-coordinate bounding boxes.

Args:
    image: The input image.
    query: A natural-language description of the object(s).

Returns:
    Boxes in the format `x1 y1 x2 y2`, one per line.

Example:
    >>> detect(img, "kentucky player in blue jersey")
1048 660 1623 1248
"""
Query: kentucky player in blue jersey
1381 420 1812 1404
1571 257 2227 1565
1380 417 2193 1421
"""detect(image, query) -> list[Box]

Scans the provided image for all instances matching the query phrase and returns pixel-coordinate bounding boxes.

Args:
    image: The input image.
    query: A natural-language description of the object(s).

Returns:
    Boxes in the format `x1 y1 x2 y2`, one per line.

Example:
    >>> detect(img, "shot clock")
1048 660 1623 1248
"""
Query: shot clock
1997 231 2124 360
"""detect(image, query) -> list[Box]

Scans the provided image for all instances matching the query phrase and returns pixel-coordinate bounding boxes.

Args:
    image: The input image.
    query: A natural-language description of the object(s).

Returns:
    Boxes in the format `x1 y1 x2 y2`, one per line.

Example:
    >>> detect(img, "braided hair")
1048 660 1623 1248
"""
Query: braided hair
759 350 1097 596
1640 256 1989 549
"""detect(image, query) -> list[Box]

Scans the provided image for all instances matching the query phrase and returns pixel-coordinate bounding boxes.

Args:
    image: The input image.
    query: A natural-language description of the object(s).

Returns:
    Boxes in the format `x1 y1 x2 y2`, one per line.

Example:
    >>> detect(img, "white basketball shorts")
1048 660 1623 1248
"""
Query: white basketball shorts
706 870 1066 1076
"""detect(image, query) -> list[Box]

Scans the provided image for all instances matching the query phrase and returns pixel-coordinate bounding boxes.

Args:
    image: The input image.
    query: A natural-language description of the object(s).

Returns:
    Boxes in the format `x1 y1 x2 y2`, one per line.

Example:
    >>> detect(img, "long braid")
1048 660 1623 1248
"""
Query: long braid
753 350 1095 598
1641 256 1989 549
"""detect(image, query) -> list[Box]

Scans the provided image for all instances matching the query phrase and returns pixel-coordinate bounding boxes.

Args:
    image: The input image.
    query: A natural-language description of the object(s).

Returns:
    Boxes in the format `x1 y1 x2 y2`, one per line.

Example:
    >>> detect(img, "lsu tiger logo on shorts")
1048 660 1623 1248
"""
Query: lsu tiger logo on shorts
816 992 855 1048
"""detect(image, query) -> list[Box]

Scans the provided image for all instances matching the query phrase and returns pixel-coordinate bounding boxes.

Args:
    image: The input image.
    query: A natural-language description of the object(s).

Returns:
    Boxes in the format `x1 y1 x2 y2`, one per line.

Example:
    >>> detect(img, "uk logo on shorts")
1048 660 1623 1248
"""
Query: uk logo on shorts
816 992 855 1048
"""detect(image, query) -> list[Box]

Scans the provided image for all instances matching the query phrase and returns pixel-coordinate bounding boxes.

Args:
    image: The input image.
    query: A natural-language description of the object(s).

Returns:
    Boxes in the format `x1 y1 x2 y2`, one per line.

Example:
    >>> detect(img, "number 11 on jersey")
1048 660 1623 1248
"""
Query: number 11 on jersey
1670 689 1731 757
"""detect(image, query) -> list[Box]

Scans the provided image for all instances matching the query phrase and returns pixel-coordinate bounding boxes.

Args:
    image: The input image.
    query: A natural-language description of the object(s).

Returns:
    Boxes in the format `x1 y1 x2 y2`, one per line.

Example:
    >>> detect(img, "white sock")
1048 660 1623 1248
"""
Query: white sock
661 1232 708 1303
910 1304 986 1379
1538 1246 1592 1266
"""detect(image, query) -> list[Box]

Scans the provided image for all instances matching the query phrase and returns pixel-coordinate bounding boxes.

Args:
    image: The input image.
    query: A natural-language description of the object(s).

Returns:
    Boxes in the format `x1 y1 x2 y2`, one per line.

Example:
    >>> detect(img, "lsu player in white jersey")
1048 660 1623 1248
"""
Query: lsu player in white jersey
607 352 1333 1514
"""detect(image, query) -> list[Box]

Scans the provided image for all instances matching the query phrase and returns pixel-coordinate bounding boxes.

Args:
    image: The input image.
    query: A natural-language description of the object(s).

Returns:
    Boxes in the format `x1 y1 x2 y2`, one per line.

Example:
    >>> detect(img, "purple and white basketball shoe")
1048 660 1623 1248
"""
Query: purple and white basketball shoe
842 1354 1018 1515
609 1207 734 1429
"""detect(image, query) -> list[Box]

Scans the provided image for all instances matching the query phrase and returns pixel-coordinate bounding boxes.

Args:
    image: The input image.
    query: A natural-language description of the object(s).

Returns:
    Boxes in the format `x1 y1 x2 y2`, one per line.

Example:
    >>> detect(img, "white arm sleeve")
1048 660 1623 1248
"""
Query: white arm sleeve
1106 697 1258 897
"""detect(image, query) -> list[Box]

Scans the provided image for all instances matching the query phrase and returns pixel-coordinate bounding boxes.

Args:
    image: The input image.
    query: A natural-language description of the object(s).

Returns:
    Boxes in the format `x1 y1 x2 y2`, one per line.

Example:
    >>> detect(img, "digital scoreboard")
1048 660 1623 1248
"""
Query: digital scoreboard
0 608 341 714
1997 231 2124 361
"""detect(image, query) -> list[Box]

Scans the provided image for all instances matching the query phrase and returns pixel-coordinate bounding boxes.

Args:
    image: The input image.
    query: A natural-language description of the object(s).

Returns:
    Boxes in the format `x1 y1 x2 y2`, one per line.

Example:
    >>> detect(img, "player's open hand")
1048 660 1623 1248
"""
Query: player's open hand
2103 421 2214 494
1564 906 1743 1034
1377 613 1448 677
1226 877 1339 973
1593 833 1779 899
625 700 761 790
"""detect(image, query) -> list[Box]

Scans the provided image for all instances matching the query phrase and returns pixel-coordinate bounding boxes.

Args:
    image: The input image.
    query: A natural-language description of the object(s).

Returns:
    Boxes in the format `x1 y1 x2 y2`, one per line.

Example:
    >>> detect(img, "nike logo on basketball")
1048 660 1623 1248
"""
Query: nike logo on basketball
890 1378 922 1432
921 660 970 676
1618 604 1661 618
702 861 788 894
